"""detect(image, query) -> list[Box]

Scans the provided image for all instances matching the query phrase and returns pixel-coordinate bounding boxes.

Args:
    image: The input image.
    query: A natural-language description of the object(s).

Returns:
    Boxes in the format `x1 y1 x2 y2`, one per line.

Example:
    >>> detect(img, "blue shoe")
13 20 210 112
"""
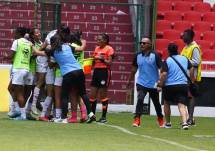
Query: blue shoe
13 116 26 120
8 111 21 118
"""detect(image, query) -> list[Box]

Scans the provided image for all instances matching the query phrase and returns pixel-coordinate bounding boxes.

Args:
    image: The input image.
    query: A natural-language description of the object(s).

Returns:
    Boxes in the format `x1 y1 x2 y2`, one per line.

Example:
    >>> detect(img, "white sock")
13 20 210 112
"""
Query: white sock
14 102 20 112
20 107 26 119
32 87 40 106
41 96 52 117
9 99 16 112
55 108 62 119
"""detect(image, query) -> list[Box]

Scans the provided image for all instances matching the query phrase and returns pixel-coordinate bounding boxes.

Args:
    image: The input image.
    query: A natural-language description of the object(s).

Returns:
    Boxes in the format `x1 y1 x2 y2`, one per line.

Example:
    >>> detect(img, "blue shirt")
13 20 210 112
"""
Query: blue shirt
163 55 192 86
133 51 162 89
53 44 81 76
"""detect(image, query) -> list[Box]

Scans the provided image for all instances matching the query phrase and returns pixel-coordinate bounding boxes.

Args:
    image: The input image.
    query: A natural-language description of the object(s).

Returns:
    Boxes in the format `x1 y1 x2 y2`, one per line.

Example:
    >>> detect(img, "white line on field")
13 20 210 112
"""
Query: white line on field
97 123 207 151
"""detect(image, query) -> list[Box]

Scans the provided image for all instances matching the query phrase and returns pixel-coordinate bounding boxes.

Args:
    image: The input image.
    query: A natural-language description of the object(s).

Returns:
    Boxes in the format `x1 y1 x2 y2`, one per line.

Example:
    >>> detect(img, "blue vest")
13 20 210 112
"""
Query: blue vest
165 55 189 86
53 44 81 76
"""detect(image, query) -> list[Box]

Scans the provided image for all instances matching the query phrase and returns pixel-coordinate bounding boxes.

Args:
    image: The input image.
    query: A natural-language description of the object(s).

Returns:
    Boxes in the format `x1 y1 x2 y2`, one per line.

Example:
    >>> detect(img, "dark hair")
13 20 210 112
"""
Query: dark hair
73 30 82 39
100 33 110 44
184 29 195 40
168 43 178 56
57 24 71 43
70 32 82 46
50 34 62 52
15 27 26 37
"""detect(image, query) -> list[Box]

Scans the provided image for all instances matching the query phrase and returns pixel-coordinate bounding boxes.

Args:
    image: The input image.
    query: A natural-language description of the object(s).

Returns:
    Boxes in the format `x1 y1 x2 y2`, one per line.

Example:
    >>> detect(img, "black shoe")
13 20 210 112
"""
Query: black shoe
187 119 196 126
182 123 189 130
86 114 96 123
26 114 37 120
97 117 107 123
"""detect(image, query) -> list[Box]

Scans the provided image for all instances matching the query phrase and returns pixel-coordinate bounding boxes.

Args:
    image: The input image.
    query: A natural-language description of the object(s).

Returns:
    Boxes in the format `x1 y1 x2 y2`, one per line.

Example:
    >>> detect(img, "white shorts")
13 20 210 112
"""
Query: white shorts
12 69 29 85
26 72 36 86
54 76 63 86
46 67 54 85
36 56 48 73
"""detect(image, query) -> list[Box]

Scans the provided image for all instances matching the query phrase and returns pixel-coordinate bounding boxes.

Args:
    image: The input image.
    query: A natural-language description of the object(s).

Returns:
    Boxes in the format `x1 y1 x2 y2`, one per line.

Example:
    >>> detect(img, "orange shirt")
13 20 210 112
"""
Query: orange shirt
93 45 114 68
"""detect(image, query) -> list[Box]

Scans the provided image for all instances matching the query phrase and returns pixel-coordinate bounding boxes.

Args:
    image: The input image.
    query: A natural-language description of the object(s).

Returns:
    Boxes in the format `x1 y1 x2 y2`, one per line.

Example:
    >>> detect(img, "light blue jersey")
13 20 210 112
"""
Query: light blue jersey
165 55 190 86
133 51 161 89
53 44 81 76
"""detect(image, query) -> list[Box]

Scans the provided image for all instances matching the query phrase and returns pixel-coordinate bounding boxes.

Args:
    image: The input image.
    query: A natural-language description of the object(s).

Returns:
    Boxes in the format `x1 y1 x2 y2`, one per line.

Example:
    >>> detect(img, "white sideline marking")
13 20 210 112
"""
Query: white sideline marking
97 123 207 151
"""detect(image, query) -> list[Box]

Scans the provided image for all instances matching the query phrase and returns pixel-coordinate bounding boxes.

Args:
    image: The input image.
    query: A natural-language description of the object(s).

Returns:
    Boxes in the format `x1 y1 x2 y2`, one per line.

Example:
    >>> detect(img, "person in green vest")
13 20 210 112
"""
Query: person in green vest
181 29 202 126
8 27 46 120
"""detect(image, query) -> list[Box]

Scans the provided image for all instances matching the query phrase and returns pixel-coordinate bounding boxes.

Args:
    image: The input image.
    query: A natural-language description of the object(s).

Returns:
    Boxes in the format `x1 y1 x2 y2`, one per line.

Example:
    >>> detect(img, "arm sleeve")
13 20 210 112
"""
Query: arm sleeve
190 47 201 67
11 40 18 52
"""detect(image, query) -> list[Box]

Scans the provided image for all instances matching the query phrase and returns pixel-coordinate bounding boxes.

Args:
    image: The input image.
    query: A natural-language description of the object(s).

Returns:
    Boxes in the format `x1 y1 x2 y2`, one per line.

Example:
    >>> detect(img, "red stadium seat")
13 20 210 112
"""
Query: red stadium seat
173 39 185 52
183 11 202 22
193 31 203 40
156 39 171 50
156 20 172 36
193 21 212 32
157 1 173 13
173 1 193 11
193 2 212 13
172 21 192 31
202 49 215 61
202 12 215 23
163 29 182 40
164 11 183 21
202 31 215 42
195 40 212 50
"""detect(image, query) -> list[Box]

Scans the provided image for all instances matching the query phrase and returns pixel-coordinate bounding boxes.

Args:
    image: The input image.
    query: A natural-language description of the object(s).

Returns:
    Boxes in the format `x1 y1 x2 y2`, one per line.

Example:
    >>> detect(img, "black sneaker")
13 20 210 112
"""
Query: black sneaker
187 119 196 126
26 113 37 120
97 117 107 123
164 123 172 129
86 113 96 123
182 123 189 130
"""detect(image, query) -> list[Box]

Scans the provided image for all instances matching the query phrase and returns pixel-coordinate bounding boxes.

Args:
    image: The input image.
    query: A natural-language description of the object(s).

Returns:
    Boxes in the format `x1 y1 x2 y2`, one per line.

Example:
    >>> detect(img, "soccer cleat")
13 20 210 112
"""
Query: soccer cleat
97 117 107 123
132 117 140 127
182 123 189 130
26 113 36 120
31 105 39 115
8 111 21 118
13 116 26 120
86 112 96 123
157 117 164 127
53 118 65 123
187 119 196 126
38 116 49 122
67 117 78 123
164 123 172 129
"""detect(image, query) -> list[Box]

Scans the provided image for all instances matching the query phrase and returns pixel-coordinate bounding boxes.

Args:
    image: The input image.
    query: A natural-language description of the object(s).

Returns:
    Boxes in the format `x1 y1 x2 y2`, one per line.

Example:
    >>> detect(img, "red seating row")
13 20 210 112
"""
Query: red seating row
62 3 129 13
64 21 132 33
0 10 34 20
157 20 214 32
158 1 212 13
161 11 215 21
61 12 130 23
0 2 34 10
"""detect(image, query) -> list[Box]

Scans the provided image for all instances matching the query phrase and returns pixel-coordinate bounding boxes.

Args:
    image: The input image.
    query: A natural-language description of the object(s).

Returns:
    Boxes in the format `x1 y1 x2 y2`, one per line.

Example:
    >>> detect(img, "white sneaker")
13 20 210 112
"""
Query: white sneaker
31 104 39 115
53 118 67 123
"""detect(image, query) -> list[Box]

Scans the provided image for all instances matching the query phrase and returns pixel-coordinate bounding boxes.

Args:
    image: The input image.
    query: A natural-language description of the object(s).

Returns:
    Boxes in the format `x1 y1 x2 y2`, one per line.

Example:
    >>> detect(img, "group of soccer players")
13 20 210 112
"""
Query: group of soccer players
6 24 115 124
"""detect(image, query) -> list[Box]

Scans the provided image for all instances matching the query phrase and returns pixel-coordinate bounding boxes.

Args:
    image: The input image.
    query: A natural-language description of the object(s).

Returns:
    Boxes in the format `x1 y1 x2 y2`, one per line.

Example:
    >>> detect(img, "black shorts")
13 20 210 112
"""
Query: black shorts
91 68 111 88
162 84 188 105
62 69 86 96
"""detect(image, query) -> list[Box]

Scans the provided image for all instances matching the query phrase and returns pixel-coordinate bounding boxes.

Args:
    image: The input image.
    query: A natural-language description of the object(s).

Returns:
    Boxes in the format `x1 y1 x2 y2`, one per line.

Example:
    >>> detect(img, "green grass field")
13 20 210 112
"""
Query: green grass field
0 112 214 151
